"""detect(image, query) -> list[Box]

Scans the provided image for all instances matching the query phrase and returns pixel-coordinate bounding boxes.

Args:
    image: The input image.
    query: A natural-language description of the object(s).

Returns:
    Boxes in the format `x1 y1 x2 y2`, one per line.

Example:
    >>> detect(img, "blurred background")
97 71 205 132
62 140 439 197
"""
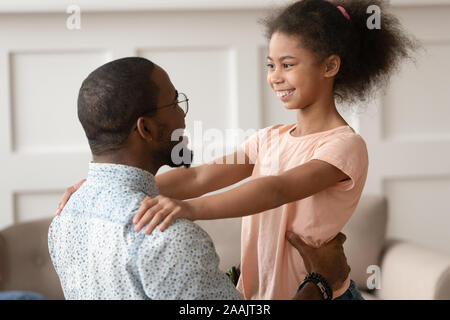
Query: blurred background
0 0 449 260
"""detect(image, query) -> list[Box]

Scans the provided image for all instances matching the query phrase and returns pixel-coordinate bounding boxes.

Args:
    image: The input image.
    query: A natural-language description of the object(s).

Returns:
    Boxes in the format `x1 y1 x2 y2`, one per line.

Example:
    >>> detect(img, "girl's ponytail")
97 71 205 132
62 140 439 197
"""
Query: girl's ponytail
335 0 419 103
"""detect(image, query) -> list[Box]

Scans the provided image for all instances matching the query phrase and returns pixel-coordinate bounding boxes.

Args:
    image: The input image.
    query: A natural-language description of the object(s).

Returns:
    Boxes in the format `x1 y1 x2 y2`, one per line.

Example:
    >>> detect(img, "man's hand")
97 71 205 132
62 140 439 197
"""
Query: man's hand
286 231 350 292
55 179 86 215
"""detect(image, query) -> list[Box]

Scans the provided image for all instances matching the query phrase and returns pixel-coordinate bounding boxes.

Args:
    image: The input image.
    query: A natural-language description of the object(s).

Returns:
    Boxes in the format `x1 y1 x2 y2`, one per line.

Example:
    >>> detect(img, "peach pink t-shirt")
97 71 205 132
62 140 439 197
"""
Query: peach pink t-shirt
236 124 368 300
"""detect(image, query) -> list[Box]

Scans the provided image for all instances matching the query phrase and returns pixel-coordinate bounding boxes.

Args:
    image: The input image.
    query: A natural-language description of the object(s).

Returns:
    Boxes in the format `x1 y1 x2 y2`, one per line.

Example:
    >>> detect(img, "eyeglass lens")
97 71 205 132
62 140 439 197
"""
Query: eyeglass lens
177 93 188 115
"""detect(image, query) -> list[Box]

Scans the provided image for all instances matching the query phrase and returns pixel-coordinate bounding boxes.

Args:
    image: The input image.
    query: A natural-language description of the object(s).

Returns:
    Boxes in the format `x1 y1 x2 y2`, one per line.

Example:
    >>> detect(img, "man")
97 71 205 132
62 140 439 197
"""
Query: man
49 57 350 300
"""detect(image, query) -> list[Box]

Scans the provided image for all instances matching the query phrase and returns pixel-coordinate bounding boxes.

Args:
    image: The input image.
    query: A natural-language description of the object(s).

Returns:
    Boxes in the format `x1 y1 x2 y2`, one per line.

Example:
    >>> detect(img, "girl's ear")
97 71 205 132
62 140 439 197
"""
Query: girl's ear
324 55 341 78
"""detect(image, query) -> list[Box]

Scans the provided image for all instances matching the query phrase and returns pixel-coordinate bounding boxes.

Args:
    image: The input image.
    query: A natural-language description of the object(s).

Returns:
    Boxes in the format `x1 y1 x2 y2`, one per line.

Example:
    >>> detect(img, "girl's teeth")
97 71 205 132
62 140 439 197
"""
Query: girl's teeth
276 90 294 97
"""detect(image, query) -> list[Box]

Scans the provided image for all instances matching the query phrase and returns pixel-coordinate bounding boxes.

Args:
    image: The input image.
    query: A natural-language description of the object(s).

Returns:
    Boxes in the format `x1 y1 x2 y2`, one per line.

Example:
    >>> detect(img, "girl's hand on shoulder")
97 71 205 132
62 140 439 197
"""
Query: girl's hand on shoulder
133 195 196 235
55 179 86 215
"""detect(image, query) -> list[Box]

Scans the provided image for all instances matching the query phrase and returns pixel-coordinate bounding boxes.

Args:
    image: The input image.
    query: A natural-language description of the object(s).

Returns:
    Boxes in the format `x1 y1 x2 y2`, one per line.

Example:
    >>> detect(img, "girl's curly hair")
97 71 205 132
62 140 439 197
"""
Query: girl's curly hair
262 0 420 104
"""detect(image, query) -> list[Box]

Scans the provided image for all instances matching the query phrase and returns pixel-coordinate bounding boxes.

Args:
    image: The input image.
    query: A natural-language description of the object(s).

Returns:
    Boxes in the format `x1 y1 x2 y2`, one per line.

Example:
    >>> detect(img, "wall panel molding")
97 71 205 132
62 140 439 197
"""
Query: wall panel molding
9 49 110 154
14 191 64 223
381 40 450 142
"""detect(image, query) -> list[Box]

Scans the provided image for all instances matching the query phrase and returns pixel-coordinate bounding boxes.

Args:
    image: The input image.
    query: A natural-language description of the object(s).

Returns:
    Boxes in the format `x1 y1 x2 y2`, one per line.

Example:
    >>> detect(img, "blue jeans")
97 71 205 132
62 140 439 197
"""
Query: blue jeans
0 291 44 300
334 280 364 300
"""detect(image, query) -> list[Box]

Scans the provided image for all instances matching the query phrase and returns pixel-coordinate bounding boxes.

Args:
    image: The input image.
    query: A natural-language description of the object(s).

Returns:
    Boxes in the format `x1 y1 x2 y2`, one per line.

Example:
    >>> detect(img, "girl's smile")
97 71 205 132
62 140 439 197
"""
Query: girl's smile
276 88 296 101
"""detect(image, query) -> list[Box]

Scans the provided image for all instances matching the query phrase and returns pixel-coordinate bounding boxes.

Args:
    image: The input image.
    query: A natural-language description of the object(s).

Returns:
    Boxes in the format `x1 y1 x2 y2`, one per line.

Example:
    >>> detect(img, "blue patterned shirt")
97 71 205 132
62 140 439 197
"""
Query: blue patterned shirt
48 163 241 300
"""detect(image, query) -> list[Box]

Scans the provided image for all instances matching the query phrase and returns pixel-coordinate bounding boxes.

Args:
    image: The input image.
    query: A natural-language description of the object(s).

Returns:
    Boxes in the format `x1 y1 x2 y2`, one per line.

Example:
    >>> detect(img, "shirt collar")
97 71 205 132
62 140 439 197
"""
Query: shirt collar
87 162 158 195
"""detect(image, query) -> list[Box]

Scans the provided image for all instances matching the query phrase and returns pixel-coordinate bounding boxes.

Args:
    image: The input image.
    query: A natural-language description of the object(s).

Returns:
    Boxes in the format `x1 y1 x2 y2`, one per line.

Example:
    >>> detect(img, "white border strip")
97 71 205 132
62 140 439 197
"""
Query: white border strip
1 0 450 13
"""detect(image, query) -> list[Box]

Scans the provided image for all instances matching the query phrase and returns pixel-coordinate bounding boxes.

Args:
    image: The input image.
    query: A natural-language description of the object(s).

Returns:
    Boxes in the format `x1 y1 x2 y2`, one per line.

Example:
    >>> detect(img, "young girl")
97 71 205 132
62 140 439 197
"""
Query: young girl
58 0 417 300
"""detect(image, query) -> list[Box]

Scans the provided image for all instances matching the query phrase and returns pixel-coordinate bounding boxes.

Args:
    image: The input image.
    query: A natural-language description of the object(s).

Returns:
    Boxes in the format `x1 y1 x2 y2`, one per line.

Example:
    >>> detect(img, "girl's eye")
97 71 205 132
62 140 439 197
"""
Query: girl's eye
266 63 274 69
283 63 293 68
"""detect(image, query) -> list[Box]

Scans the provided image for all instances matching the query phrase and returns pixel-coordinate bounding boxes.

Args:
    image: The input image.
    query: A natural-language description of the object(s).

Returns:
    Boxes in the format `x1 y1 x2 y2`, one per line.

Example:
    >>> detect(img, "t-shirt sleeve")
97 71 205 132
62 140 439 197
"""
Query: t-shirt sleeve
311 133 368 191
136 219 241 300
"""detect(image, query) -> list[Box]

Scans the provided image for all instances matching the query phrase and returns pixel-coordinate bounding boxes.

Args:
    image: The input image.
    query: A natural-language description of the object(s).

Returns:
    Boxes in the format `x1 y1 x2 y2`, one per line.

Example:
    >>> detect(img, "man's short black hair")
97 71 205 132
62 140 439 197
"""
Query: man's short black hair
78 57 159 155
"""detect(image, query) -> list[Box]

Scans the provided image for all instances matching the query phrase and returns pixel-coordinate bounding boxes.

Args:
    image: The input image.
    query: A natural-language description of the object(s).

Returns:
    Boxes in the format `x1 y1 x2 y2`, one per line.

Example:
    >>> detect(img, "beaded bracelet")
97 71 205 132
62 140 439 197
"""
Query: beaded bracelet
297 272 333 300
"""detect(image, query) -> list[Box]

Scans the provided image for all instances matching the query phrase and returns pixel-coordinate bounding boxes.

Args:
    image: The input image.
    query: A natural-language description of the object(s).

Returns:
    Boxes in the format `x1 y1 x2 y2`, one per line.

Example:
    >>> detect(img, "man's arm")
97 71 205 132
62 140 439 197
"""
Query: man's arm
287 232 351 300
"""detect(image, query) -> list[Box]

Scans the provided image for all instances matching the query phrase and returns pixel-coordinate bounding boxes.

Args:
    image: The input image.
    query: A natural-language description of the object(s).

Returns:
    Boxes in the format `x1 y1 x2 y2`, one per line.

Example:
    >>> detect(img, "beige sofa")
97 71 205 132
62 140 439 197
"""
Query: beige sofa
0 195 449 300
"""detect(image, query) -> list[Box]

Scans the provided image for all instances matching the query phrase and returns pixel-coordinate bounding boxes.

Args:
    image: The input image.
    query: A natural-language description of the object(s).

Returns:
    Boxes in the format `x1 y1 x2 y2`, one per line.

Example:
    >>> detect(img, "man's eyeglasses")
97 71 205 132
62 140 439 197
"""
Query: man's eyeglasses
155 91 189 116
134 90 189 130
145 90 189 117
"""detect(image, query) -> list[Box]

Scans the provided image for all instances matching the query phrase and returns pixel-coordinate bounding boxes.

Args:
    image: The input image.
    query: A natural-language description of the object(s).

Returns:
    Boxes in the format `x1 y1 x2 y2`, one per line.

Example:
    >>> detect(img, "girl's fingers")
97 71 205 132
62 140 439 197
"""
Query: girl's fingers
158 208 181 232
75 179 87 189
143 208 171 235
55 202 62 216
133 196 157 224
61 191 71 205
55 191 71 215
134 204 161 232
55 179 86 216
133 196 181 234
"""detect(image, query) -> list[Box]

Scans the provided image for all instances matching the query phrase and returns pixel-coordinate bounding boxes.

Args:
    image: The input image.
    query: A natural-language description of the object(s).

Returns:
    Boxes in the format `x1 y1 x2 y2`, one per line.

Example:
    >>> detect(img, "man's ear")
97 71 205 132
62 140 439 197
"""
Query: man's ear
323 54 341 78
135 117 154 142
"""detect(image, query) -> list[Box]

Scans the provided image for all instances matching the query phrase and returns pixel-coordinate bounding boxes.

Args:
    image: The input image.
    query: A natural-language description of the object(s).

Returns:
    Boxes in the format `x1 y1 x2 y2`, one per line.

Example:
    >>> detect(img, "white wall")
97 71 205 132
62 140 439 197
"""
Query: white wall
1 1 449 266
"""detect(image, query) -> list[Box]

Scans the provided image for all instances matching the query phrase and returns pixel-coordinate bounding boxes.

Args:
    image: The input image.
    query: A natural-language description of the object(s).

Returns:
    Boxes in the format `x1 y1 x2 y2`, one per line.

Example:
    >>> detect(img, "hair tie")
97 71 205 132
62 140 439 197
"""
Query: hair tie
337 5 351 21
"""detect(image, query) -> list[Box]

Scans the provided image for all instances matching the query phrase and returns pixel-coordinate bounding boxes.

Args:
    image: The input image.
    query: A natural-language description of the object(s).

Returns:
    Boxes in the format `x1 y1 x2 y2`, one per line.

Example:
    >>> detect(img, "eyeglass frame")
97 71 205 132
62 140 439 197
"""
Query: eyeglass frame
134 90 189 131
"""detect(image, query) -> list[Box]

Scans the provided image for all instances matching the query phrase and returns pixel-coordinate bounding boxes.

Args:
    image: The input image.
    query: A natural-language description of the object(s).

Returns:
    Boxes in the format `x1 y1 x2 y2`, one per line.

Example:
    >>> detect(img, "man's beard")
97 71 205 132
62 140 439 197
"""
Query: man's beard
157 124 193 168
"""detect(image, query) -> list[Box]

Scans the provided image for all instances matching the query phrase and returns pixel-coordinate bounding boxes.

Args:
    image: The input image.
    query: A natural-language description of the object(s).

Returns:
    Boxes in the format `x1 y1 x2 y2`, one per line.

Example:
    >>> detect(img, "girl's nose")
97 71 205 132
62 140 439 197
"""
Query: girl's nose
269 69 284 85
272 77 283 84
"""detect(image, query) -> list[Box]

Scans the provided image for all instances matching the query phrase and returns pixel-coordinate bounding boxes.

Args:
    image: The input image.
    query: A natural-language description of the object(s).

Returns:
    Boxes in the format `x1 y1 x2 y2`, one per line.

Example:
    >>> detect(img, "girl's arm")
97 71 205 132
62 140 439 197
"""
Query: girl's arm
157 150 254 200
189 159 349 220
134 159 349 234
